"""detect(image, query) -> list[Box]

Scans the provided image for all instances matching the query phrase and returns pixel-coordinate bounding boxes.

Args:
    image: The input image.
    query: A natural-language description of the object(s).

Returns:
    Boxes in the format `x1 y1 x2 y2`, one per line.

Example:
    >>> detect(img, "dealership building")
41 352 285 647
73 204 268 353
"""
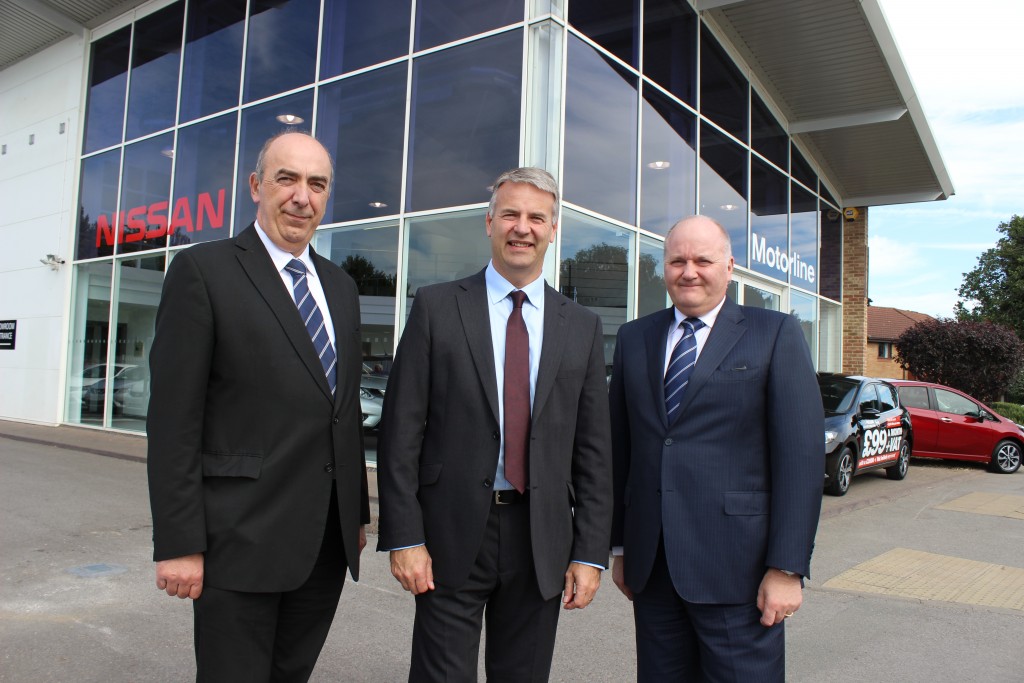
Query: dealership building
0 0 952 434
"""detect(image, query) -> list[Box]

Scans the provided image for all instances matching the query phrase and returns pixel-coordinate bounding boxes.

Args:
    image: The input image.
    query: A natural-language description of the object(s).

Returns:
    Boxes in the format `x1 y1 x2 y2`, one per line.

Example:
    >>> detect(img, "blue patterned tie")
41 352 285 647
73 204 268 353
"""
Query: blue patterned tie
664 317 705 419
285 259 337 395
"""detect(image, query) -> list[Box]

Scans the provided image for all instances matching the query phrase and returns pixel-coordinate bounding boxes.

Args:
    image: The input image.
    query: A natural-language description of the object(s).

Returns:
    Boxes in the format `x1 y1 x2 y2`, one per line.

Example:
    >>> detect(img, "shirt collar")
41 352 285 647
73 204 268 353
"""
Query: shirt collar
485 261 545 308
673 295 727 330
254 221 317 277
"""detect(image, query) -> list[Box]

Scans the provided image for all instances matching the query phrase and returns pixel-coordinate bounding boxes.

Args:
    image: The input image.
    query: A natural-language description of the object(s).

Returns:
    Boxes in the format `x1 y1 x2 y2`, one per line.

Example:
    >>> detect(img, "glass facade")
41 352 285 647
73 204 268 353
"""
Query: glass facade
70 0 844 431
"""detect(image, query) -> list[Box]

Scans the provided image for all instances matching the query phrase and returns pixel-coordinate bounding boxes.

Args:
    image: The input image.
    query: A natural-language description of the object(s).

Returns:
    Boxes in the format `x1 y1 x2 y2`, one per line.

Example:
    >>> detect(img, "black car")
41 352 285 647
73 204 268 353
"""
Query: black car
817 373 912 496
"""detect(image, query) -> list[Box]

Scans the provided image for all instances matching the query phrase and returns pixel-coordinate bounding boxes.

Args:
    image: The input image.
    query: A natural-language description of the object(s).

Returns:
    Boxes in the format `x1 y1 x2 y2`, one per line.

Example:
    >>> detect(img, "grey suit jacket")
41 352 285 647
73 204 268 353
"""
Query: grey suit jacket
376 269 613 599
609 297 823 603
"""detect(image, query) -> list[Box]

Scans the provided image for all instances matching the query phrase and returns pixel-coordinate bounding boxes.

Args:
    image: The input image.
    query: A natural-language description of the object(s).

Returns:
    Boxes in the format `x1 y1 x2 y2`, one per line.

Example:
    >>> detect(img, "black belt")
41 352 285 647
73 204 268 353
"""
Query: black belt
493 489 527 505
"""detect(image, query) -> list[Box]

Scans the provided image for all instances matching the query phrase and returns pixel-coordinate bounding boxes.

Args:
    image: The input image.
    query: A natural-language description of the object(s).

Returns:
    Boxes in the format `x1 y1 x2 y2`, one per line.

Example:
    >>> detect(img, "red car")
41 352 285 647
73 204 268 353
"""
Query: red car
889 380 1023 474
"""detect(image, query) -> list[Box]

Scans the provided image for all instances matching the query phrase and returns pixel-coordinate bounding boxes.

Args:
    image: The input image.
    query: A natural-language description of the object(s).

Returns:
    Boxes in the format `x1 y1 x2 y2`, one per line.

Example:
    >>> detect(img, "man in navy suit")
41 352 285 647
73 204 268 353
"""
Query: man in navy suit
609 215 823 682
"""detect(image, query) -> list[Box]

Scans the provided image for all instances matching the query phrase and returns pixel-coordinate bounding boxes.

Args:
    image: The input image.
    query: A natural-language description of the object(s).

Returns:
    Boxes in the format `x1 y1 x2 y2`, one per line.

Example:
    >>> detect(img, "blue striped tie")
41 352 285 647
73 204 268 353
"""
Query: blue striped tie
664 317 704 419
285 259 337 395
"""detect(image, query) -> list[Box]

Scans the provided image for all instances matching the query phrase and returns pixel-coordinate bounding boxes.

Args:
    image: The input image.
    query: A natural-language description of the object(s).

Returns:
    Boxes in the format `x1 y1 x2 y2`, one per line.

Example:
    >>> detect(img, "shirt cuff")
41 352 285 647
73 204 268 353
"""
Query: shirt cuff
382 543 425 551
572 560 606 570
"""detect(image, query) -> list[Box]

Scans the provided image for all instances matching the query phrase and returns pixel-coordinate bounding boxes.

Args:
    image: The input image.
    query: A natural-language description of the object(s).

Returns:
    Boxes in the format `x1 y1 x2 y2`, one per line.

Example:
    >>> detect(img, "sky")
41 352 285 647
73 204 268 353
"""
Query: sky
865 0 1024 317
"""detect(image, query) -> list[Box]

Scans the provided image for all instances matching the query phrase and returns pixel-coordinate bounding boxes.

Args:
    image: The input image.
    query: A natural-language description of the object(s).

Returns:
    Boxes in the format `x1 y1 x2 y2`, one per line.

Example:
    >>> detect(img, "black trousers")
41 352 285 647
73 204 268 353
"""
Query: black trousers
409 498 562 683
193 489 347 683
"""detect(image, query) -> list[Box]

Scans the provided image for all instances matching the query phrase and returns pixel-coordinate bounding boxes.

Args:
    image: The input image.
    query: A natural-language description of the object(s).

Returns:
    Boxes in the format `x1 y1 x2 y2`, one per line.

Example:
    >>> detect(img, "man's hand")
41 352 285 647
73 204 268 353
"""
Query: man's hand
156 553 204 600
611 555 633 600
358 525 367 553
563 563 601 610
756 567 803 627
390 546 435 595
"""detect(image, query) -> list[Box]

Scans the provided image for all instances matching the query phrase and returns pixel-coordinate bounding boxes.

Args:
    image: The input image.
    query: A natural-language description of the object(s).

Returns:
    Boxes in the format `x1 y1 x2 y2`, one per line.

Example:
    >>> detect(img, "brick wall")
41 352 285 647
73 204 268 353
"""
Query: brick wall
841 208 868 375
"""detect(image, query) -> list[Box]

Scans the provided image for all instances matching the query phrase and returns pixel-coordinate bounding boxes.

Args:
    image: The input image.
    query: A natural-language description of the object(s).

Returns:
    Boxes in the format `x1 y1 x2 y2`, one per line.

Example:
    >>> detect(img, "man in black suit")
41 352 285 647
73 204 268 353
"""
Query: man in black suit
609 215 823 682
147 131 369 682
376 167 613 682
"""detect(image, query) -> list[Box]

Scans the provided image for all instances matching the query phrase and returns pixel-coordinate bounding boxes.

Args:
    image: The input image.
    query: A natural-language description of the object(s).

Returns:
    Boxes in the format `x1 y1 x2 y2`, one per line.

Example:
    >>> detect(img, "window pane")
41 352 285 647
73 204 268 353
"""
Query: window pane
934 389 976 416
643 0 696 106
878 384 897 412
568 0 639 67
179 0 245 122
118 134 174 254
819 206 842 301
749 157 787 282
790 290 816 360
66 262 114 425
859 384 879 413
318 65 406 223
791 183 817 291
110 255 165 431
243 0 319 103
171 114 236 247
751 91 786 171
700 25 747 143
820 182 838 208
638 235 667 318
819 299 841 371
77 150 122 260
564 35 637 224
897 386 930 410
791 142 816 190
743 284 779 311
415 0 522 51
407 32 522 212
316 223 398 361
125 2 184 141
322 0 411 78
405 210 490 300
233 92 314 232
83 27 131 153
640 85 695 234
698 123 746 264
559 209 630 365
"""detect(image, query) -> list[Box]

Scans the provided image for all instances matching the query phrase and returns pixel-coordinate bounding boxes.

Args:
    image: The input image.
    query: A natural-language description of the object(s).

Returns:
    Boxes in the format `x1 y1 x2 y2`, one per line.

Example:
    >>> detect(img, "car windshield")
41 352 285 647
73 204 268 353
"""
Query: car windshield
818 377 860 415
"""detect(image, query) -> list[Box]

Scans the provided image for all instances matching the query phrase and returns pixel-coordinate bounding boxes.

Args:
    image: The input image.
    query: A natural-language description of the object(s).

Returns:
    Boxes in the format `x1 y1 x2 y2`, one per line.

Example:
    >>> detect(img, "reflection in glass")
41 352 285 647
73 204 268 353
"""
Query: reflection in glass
567 0 639 67
750 157 787 283
243 0 319 103
415 0 522 51
743 284 780 311
564 35 637 224
83 27 131 153
819 206 842 301
700 25 747 143
317 223 398 360
118 134 174 254
172 114 236 247
559 210 630 362
406 31 522 212
66 262 114 426
698 123 746 264
640 86 695 234
125 2 184 141
179 0 245 123
643 0 696 105
819 299 841 371
820 183 838 209
77 150 122 260
406 210 490 300
751 91 786 171
233 92 314 231
790 290 817 360
790 183 817 291
108 255 165 431
318 65 406 223
322 0 411 78
638 235 667 318
791 142 816 191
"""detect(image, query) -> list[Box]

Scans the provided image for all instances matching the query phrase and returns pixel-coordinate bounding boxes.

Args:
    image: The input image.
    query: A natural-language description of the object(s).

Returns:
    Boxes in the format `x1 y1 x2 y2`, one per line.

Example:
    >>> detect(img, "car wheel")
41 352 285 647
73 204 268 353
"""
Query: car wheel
886 439 910 480
826 447 854 496
989 439 1022 474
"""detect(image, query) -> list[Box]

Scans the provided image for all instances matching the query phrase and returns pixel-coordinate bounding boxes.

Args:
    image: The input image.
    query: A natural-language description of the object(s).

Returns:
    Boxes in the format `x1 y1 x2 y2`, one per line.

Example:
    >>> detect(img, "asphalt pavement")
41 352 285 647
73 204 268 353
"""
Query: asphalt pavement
1 420 1023 682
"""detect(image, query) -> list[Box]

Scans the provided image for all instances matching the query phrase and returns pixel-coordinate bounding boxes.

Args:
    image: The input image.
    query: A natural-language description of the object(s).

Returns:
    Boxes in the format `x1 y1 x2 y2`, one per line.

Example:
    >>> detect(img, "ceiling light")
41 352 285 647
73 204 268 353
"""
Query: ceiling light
369 202 388 208
161 148 175 159
276 114 304 124
720 204 738 211
647 160 671 170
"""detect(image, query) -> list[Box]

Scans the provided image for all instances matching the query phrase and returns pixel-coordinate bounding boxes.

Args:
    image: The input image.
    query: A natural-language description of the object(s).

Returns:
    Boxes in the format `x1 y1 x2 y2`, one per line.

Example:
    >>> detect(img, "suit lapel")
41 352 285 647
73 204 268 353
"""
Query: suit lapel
644 308 676 430
234 225 334 403
531 285 567 421
457 271 500 424
672 298 746 421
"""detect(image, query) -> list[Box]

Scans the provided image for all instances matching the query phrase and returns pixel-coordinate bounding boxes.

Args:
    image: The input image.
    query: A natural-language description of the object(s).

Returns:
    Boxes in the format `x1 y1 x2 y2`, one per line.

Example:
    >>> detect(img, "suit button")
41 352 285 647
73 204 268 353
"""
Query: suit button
492 431 499 440
482 478 493 488
324 463 335 473
333 417 339 424
664 438 673 446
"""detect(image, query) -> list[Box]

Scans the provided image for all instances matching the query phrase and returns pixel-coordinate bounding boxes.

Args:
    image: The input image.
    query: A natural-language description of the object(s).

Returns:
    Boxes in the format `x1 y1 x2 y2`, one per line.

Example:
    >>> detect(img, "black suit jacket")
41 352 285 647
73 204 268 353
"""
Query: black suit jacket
147 224 370 592
376 270 613 600
609 298 823 603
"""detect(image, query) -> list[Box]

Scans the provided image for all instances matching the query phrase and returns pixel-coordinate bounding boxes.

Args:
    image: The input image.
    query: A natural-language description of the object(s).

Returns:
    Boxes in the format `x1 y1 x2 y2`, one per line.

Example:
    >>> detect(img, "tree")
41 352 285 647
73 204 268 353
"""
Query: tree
340 254 396 297
896 318 1024 403
956 215 1024 339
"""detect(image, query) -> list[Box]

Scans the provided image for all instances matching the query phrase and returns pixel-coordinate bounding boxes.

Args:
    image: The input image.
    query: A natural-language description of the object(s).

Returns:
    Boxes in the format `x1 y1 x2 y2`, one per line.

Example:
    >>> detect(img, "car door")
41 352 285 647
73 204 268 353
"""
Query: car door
896 385 940 457
932 388 991 461
857 382 904 469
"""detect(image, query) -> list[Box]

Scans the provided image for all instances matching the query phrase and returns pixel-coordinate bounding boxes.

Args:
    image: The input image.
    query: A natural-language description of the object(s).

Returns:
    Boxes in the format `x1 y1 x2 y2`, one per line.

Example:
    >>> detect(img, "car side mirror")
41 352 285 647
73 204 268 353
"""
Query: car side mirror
860 407 880 419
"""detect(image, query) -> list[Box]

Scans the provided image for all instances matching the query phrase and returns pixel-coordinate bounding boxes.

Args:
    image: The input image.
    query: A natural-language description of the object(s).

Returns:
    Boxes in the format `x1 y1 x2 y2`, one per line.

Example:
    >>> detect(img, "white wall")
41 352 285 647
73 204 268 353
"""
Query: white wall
0 37 86 424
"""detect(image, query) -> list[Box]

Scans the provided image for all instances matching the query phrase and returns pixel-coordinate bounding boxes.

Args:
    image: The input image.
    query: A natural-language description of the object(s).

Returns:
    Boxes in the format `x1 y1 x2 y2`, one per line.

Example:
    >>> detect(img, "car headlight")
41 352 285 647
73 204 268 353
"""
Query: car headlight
824 430 837 446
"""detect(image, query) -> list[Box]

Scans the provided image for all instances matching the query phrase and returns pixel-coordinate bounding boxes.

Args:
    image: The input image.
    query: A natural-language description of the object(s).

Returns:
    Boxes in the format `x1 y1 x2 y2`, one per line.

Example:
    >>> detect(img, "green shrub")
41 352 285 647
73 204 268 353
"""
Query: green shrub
991 402 1024 424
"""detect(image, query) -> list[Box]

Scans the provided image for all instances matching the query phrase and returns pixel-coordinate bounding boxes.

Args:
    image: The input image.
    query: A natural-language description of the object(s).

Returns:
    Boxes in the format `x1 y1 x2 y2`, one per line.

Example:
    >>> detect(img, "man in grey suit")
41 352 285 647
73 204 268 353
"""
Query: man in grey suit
609 215 823 682
377 167 613 682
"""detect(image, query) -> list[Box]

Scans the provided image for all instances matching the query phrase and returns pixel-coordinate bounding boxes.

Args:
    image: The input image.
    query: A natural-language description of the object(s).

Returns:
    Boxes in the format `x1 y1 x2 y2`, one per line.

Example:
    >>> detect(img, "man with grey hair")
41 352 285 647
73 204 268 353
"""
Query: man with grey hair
377 167 613 681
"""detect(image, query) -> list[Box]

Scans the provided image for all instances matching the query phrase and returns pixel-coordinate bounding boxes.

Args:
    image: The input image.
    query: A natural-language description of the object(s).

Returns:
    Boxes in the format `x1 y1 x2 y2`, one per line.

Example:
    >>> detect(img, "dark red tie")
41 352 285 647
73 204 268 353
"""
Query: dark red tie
504 290 530 493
